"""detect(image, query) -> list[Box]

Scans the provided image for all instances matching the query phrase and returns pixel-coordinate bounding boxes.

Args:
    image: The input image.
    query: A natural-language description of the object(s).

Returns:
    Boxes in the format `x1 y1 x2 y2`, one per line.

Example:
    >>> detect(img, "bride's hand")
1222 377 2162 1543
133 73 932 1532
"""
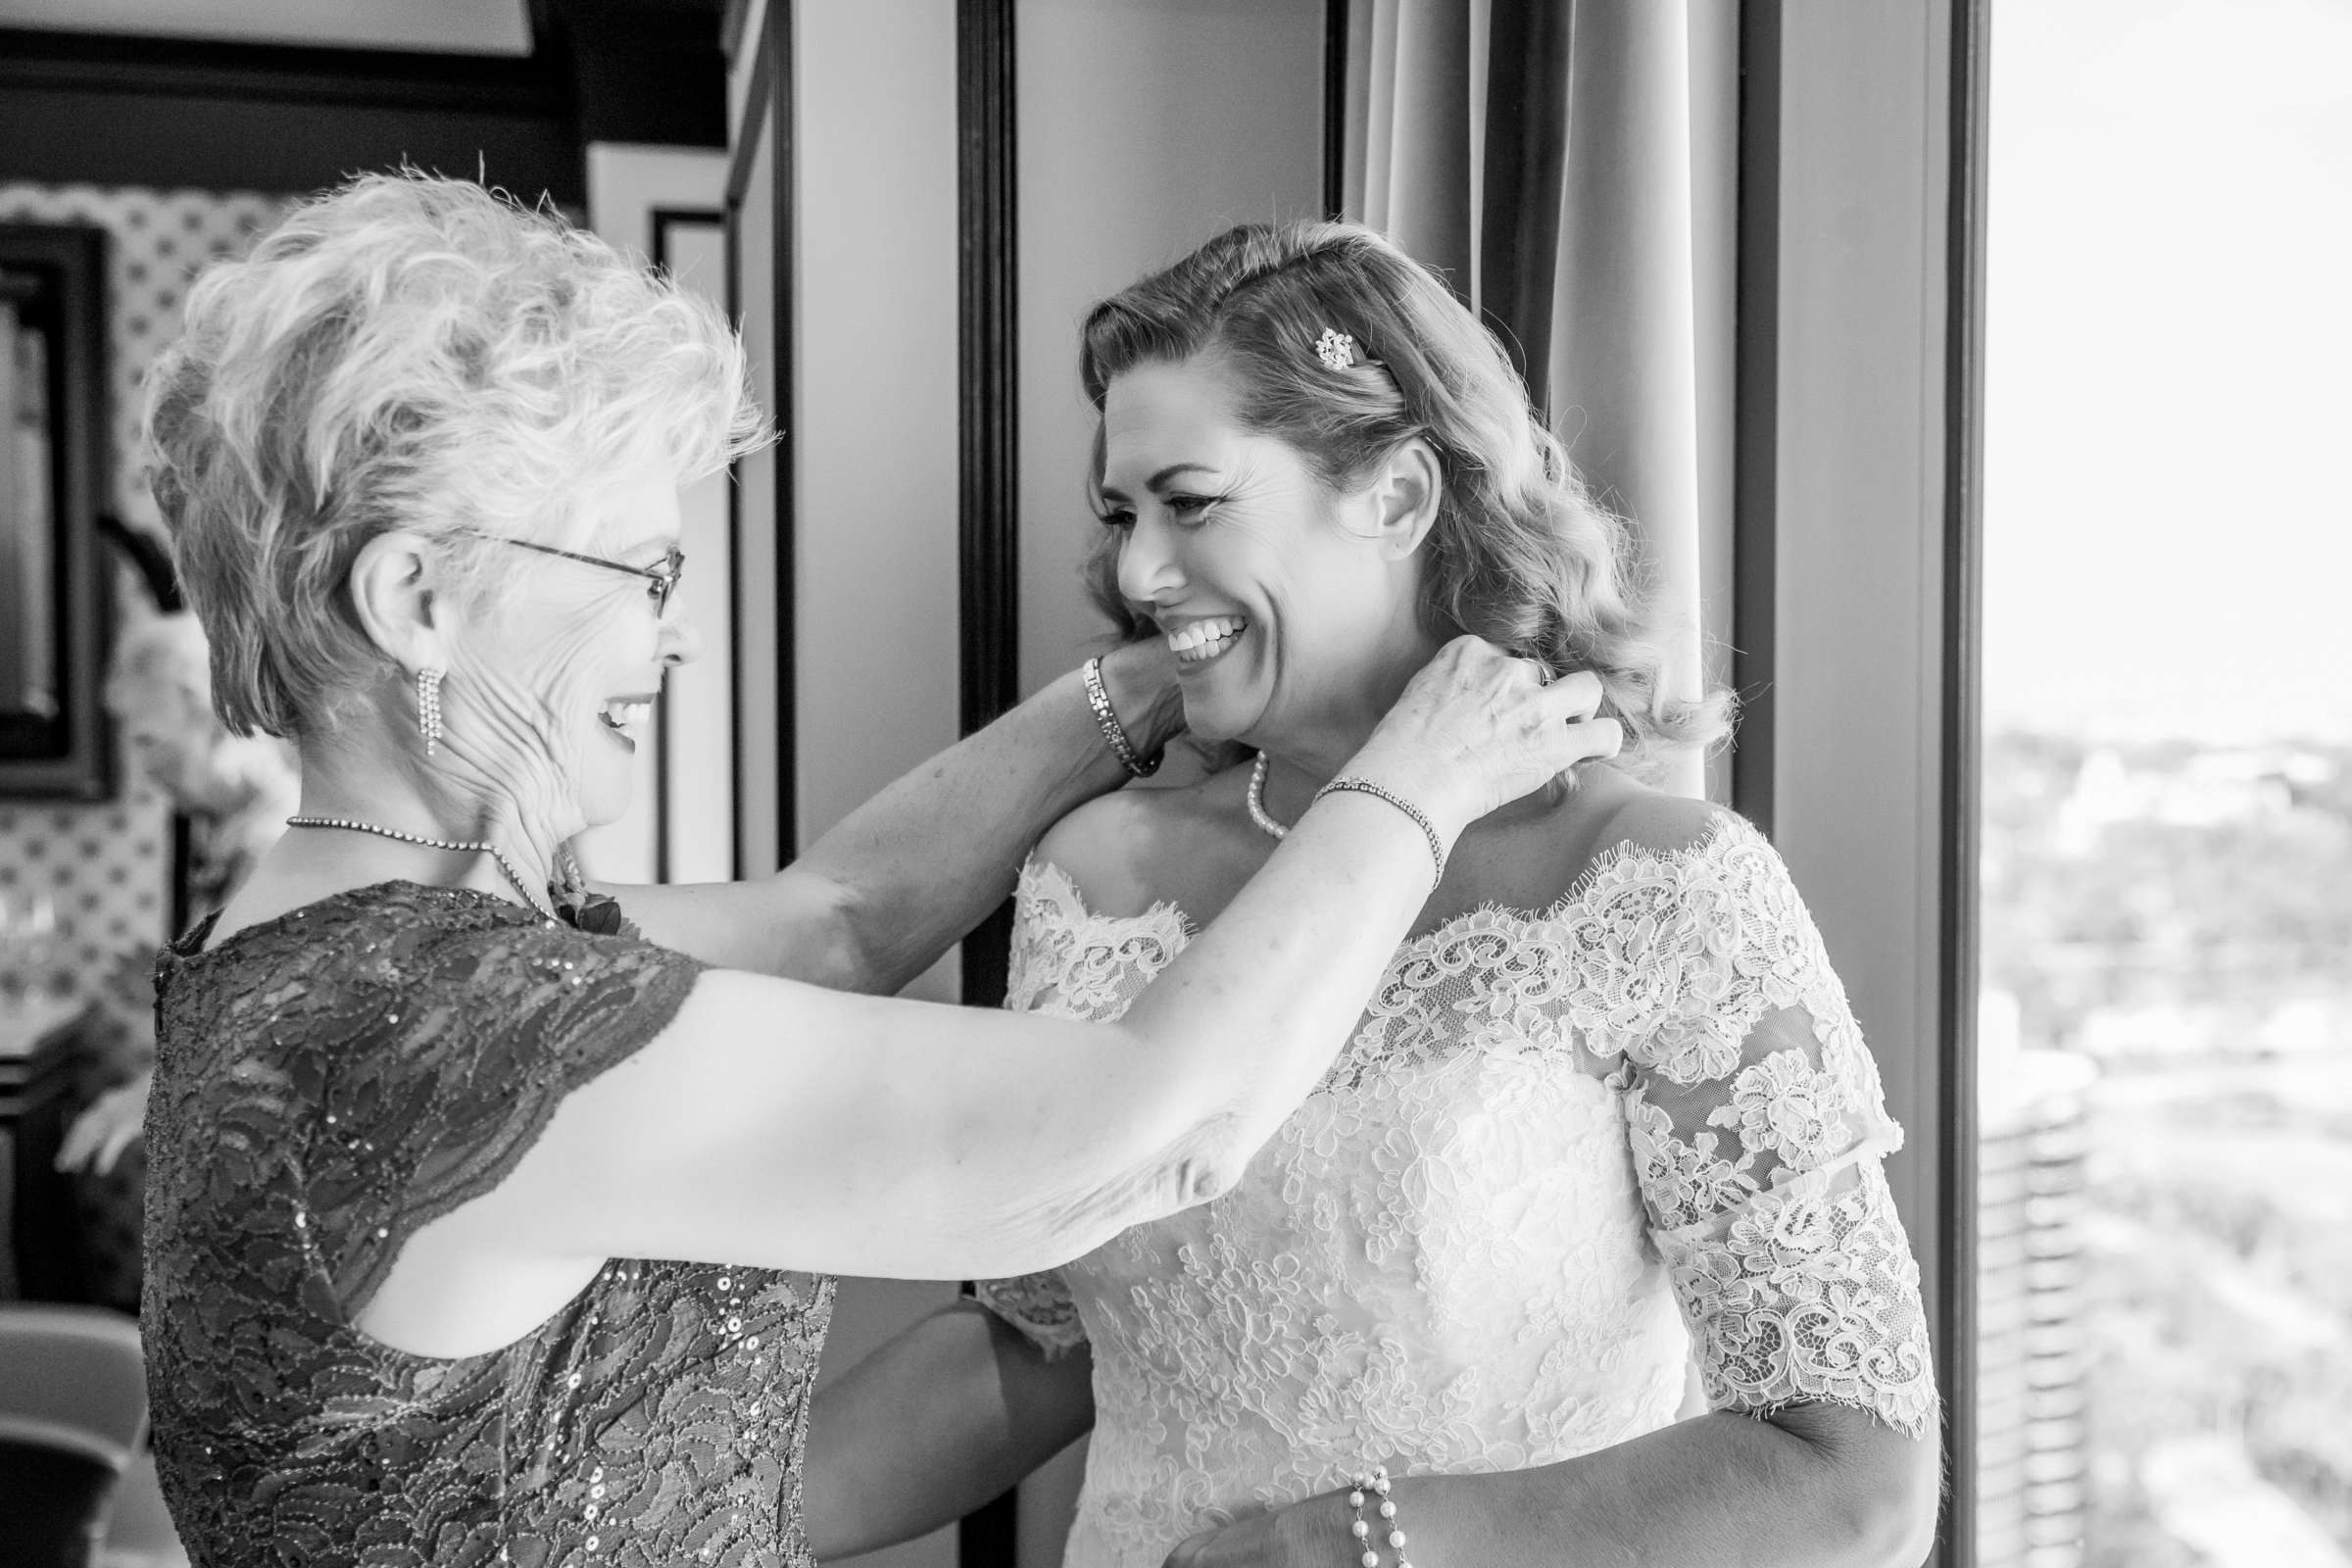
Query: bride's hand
1348 634 1621 837
1162 1489 1351 1568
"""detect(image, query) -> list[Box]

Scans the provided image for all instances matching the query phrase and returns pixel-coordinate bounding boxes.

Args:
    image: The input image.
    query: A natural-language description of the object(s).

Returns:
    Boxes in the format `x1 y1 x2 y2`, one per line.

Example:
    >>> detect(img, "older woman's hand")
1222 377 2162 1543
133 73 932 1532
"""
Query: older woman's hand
1350 635 1621 837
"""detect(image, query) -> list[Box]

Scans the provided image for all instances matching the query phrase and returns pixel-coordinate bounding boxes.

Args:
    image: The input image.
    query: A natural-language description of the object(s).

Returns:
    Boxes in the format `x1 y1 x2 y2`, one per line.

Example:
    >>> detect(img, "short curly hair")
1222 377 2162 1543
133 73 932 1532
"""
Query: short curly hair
1079 220 1730 772
145 172 768 739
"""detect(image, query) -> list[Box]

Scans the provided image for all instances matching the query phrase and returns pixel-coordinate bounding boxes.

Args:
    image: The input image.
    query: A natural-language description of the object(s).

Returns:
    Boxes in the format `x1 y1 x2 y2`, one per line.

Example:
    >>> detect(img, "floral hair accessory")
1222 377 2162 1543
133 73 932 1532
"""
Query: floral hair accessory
1315 327 1358 371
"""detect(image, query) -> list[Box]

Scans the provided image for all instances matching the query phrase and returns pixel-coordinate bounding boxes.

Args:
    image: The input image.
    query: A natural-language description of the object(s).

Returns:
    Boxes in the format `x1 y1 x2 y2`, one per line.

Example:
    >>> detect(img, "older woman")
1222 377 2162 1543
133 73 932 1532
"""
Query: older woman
805 221 1942 1568
136 175 1618 1568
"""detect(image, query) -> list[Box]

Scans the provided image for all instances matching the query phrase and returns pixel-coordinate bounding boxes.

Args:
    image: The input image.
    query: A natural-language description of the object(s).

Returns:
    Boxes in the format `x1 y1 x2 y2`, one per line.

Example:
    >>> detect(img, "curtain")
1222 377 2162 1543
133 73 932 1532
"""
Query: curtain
1338 0 1733 802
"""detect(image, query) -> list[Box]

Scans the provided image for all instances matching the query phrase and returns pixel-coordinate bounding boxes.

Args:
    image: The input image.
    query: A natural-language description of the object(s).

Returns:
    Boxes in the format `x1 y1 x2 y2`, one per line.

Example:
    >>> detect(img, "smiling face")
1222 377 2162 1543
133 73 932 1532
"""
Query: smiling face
1098 357 1436 748
439 459 702 832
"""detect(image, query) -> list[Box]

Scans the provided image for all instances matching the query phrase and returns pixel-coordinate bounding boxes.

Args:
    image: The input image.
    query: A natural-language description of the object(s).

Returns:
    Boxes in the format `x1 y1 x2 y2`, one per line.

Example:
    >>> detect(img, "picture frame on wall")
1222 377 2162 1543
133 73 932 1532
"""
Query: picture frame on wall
0 222 110 801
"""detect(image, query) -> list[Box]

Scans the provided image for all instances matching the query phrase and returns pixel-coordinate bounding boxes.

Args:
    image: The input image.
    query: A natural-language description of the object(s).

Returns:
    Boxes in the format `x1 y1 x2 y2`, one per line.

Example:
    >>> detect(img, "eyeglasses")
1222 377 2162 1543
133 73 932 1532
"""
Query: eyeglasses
491 538 686 615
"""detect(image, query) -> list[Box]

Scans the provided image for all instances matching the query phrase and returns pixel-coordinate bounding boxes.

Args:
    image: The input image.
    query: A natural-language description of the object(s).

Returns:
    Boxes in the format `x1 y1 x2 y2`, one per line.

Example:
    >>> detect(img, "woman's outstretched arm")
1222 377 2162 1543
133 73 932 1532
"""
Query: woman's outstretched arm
480 782 1463 1281
392 645 1623 1314
609 641 1184 994
1164 1403 1938 1568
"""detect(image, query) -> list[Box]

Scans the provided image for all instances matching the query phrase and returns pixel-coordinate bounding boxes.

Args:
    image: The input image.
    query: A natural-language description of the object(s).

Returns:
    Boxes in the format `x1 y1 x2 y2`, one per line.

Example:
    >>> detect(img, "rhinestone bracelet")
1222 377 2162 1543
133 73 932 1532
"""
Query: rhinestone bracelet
1346 1466 1415 1568
1082 655 1159 778
1311 777 1448 891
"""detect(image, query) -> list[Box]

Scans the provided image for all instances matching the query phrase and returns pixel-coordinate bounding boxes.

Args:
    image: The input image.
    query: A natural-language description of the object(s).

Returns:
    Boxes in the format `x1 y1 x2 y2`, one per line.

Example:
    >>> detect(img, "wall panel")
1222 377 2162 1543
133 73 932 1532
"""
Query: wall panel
1012 0 1328 698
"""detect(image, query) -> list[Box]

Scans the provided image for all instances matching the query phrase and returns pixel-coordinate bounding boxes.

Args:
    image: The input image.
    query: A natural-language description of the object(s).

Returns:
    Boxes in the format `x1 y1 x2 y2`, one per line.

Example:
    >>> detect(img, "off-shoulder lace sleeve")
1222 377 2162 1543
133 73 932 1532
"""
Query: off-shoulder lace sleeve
1577 816 1937 1439
970 858 1193 1359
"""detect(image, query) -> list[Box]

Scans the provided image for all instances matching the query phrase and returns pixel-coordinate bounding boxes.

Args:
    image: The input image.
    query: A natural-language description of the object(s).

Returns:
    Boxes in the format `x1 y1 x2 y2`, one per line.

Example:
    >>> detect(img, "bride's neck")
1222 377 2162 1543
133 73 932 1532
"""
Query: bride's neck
1248 635 1439 827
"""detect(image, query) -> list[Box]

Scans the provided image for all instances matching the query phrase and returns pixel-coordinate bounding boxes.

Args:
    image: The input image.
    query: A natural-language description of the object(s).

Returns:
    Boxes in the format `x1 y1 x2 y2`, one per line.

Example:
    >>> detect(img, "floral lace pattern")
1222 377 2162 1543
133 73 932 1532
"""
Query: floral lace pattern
976 814 1935 1568
143 882 835 1568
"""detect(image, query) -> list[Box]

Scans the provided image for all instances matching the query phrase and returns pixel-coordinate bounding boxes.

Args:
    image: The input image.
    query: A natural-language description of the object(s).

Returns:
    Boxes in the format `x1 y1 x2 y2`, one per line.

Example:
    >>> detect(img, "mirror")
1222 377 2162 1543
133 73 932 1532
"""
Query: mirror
0 223 111 799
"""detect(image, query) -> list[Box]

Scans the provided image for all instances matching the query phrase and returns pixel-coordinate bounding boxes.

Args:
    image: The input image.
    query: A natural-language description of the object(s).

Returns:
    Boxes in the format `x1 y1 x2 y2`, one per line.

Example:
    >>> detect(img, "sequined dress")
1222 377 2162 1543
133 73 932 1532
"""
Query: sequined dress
978 812 1936 1568
143 881 836 1568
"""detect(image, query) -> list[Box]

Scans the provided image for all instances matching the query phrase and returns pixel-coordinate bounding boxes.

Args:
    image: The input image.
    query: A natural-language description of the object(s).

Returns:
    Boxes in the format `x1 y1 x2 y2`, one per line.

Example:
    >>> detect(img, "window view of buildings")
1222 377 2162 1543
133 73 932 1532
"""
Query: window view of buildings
1977 2 2351 1564
1978 735 2352 1567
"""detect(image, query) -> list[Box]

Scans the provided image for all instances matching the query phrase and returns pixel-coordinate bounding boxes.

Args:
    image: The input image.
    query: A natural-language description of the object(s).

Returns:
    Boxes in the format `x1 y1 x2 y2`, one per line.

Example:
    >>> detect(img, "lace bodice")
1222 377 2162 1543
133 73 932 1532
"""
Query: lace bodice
976 812 1935 1568
143 882 835 1568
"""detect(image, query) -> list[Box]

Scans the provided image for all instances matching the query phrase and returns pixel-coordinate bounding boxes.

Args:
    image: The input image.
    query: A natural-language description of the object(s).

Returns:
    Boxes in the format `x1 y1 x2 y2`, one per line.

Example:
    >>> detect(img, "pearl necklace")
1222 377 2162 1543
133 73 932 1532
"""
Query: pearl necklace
284 815 554 919
1246 752 1289 842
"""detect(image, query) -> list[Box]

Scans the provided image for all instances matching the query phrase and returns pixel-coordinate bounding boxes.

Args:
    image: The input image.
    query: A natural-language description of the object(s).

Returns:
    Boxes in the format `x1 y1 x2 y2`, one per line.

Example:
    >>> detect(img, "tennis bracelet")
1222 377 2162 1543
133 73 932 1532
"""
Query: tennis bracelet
1312 777 1448 891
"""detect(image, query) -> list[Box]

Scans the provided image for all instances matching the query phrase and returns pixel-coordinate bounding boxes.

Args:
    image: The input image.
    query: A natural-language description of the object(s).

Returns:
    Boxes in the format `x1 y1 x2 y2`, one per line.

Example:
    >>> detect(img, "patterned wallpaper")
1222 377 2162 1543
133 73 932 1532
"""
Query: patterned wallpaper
0 184 288 1003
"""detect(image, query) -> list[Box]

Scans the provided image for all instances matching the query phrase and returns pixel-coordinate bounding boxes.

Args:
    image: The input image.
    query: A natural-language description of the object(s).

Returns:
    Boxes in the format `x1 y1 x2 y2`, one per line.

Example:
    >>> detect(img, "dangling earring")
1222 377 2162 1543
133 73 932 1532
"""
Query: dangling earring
416 667 445 756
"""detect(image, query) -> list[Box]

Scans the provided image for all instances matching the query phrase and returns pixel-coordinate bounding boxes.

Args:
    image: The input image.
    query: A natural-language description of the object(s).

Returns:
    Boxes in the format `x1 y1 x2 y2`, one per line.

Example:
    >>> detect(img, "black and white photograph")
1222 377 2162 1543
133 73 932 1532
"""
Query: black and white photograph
0 2 2342 1566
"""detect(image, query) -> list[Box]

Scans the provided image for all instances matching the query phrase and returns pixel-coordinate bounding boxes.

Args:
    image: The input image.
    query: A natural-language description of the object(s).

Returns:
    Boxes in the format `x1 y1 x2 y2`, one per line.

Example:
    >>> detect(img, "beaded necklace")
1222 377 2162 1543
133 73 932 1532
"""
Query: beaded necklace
1245 753 1290 841
284 816 555 919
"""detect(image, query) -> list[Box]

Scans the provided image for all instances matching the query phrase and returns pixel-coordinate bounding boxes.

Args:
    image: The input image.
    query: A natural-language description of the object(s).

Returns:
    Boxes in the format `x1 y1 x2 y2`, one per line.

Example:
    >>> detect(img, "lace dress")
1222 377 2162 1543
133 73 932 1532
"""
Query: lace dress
977 813 1936 1568
143 882 836 1568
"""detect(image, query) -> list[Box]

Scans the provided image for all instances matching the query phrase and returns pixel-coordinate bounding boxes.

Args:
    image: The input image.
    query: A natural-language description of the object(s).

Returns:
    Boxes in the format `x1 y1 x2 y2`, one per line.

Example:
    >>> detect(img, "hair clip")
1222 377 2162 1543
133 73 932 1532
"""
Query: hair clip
1315 327 1358 371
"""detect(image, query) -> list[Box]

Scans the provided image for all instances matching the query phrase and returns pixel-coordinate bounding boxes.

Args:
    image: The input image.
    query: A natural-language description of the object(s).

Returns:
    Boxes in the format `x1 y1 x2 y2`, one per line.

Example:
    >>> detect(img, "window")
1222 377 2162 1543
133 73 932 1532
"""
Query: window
1975 2 2352 1564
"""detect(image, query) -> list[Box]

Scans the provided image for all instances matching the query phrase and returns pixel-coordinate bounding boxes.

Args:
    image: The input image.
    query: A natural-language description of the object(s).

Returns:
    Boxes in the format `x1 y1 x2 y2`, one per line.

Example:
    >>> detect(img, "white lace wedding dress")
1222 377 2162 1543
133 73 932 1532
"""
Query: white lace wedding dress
977 811 1936 1568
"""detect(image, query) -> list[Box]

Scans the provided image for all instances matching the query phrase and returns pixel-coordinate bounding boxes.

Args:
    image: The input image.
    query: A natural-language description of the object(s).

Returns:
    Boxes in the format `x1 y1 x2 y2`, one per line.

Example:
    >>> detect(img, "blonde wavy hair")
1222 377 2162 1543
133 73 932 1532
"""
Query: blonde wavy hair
1079 220 1730 774
145 171 768 739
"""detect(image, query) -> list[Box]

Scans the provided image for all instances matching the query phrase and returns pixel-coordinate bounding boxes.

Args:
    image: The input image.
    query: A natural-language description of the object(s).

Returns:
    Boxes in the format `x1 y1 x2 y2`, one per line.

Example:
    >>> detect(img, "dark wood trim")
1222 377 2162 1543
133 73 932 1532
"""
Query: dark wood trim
1936 0 1991 1561
723 7 791 869
1730 0 1781 834
0 28 568 112
955 5 1023 1562
0 222 113 801
1322 0 1351 219
0 3 726 195
0 26 584 202
650 207 727 886
768 5 799 859
546 3 727 150
723 182 749 882
956 0 1020 749
651 208 727 263
727 17 775 208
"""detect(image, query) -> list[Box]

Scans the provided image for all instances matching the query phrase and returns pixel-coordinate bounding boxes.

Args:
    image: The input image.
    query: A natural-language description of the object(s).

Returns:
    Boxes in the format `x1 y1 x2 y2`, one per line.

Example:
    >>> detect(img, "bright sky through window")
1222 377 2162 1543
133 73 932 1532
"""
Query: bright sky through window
1984 0 2352 745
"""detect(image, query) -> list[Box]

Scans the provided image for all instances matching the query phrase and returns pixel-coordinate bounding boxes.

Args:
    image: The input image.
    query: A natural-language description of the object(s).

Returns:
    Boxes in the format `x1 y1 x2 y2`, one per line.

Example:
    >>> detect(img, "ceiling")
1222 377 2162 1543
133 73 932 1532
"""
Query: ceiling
0 0 533 54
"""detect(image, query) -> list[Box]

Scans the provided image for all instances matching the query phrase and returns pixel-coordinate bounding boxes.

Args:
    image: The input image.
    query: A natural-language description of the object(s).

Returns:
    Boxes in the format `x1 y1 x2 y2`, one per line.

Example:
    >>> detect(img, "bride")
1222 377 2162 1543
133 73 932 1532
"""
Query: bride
807 221 1940 1568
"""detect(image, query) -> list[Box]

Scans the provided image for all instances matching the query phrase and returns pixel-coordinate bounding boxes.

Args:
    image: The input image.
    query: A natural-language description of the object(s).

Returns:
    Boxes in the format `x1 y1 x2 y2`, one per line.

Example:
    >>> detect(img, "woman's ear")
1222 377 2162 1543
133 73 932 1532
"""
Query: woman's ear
347 530 446 673
1363 437 1444 561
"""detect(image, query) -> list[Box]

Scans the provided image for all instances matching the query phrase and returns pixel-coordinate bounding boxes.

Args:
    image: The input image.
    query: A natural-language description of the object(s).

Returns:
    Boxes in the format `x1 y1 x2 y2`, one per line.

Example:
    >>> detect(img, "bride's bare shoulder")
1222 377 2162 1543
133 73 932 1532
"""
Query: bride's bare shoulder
1453 765 1732 917
1579 775 1731 862
1032 761 1260 922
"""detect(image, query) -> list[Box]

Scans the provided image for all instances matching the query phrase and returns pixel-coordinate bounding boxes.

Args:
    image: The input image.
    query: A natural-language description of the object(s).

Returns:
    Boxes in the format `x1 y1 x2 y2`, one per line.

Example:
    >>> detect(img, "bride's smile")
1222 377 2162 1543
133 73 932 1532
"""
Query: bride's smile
1098 356 1445 766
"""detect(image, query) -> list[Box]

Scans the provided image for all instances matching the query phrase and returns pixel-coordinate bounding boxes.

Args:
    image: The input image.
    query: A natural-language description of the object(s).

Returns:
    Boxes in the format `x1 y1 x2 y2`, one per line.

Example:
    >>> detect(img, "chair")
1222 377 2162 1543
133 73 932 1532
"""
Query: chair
0 1412 129 1566
13 1005 149 1313
0 1304 148 1567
